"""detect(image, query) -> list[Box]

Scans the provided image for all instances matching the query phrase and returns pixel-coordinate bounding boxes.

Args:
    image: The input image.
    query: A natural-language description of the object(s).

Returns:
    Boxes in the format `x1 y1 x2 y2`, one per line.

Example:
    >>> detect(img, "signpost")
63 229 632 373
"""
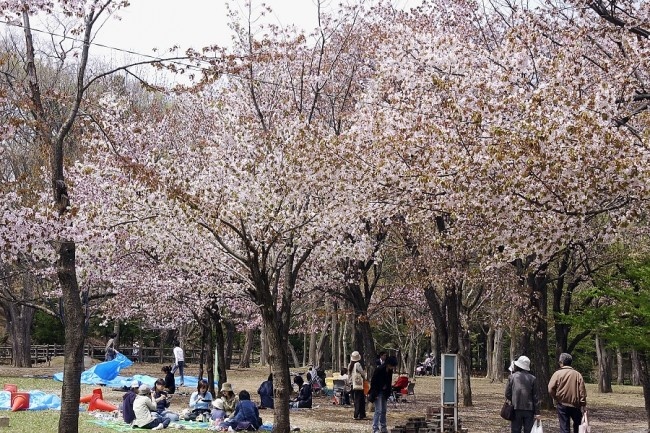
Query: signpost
440 354 458 432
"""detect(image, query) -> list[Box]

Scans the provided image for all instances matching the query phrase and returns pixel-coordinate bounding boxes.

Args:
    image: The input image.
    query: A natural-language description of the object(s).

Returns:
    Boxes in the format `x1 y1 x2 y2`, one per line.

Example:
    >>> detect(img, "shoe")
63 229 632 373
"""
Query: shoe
152 424 164 431
179 383 184 387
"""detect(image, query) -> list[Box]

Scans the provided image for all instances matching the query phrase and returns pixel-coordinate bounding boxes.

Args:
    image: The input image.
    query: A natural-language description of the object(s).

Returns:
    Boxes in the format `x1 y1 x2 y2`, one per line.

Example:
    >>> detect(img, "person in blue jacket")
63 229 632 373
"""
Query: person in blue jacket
257 373 274 409
218 390 261 431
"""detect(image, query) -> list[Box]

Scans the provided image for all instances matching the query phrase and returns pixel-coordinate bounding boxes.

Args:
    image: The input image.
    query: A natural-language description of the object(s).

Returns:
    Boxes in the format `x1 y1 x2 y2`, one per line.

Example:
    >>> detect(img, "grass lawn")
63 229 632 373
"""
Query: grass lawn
0 364 647 432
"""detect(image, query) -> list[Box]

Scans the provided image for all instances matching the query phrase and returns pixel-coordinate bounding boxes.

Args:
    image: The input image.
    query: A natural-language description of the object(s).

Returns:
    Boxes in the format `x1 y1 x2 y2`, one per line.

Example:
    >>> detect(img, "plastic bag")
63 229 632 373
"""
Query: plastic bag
531 419 543 433
578 411 591 433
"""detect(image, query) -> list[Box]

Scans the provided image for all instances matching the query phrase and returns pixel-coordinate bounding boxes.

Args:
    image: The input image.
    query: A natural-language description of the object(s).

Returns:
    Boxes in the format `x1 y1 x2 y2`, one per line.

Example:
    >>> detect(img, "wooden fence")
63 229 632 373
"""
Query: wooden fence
0 345 252 366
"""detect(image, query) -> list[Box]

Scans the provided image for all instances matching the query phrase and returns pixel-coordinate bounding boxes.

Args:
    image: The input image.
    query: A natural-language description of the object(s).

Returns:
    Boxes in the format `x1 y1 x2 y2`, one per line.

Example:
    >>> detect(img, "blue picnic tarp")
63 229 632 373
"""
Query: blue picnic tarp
53 352 133 384
0 390 61 410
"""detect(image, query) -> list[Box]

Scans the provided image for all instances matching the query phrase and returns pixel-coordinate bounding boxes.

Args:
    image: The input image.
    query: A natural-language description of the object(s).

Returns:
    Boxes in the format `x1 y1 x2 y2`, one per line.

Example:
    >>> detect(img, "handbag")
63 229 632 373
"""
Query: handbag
578 411 591 433
352 363 364 390
500 400 514 421
530 419 543 433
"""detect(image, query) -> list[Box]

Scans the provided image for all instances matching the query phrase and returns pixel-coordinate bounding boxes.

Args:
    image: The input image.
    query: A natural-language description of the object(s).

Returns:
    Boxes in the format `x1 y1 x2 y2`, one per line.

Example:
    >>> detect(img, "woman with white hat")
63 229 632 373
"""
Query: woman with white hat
505 355 541 433
220 382 239 417
348 351 367 420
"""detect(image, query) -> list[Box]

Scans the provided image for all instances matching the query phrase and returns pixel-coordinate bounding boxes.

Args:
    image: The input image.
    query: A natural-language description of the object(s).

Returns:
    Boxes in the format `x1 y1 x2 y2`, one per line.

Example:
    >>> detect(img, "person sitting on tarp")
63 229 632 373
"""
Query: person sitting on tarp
133 384 171 430
217 390 262 431
122 380 139 424
162 365 175 394
257 374 274 409
189 379 213 416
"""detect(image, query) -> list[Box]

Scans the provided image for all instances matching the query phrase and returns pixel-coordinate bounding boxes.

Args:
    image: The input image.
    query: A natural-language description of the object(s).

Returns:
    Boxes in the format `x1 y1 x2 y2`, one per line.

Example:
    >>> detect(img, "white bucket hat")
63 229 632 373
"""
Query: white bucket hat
350 351 361 362
514 356 531 371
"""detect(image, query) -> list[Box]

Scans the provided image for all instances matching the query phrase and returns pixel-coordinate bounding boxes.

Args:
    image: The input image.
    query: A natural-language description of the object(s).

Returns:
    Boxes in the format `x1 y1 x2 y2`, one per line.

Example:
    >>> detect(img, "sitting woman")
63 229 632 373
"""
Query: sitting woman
189 379 213 416
218 390 261 431
220 383 239 417
133 384 171 430
152 378 179 421
290 375 312 408
257 374 274 409
162 365 175 394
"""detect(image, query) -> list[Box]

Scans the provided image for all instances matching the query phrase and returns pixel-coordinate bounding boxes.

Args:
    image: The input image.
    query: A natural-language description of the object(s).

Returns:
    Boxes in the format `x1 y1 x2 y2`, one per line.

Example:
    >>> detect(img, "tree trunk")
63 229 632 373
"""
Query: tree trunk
485 327 494 380
206 319 215 397
262 310 291 433
616 348 624 386
224 320 235 370
637 352 650 431
632 350 642 386
407 328 418 377
2 300 35 367
492 328 505 383
239 328 254 368
112 321 120 350
458 328 473 406
528 267 553 409
315 318 330 368
288 341 300 368
57 241 85 433
596 335 613 393
213 311 227 386
260 321 269 366
331 302 340 372
309 326 317 366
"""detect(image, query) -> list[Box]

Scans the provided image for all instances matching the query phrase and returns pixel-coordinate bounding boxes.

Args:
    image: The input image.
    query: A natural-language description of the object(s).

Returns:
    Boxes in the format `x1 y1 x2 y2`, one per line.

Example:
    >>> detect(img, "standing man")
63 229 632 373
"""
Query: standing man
105 333 117 362
171 341 185 387
548 353 587 433
369 355 398 433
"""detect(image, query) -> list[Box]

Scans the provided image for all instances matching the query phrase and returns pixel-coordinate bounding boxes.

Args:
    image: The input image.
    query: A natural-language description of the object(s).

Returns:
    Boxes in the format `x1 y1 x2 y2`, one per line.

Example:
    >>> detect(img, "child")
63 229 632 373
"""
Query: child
211 398 226 422
152 378 179 421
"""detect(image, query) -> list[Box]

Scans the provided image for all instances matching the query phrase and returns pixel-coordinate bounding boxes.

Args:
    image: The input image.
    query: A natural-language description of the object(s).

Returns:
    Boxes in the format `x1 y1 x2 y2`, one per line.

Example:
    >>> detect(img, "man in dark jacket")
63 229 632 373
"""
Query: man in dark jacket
505 356 540 433
369 355 398 433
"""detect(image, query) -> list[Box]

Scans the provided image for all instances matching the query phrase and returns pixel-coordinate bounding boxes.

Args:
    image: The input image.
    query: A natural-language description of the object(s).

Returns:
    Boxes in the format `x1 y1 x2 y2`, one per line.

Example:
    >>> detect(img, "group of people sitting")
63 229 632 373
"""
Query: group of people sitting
121 372 268 431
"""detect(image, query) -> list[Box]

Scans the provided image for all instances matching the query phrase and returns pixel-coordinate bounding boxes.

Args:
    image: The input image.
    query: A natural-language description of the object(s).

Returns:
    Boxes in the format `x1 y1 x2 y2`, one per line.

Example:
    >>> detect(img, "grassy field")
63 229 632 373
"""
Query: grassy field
0 362 646 432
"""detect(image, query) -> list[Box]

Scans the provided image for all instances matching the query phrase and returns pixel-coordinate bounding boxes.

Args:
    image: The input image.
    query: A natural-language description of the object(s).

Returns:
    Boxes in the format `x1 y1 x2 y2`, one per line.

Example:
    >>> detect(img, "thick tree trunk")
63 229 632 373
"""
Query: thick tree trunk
260 322 269 366
407 329 418 377
239 328 254 368
57 241 85 433
288 341 300 368
596 335 613 393
206 320 215 396
315 318 330 368
638 352 650 431
213 312 227 386
2 300 35 367
263 311 291 433
528 267 553 410
458 328 473 406
491 328 505 383
331 303 340 372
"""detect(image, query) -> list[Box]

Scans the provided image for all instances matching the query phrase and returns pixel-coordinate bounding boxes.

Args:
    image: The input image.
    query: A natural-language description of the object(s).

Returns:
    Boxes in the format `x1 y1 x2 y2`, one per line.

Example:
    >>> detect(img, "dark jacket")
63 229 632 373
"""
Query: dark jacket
295 383 312 408
258 380 274 409
506 370 539 414
369 363 393 400
122 390 137 424
231 400 261 429
153 390 170 413
164 372 175 394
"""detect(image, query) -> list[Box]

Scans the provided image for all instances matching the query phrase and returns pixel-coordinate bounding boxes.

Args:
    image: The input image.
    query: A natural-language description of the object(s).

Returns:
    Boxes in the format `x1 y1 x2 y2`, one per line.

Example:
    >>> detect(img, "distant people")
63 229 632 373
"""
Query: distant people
290 375 312 408
105 333 117 362
348 350 367 420
220 382 239 416
376 351 387 367
217 390 262 431
369 355 398 433
189 379 213 416
548 353 587 433
171 341 185 387
257 373 274 409
122 380 140 424
211 398 227 422
339 367 351 405
133 384 171 430
162 365 175 394
423 353 433 375
153 378 179 422
505 355 540 433
132 341 140 362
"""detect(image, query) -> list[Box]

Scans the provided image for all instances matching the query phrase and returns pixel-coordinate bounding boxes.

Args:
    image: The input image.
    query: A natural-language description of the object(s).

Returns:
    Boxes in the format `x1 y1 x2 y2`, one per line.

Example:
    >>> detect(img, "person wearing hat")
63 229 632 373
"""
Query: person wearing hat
219 382 239 416
369 355 398 433
121 380 140 424
348 350 367 420
211 398 227 422
505 355 540 433
133 384 171 430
